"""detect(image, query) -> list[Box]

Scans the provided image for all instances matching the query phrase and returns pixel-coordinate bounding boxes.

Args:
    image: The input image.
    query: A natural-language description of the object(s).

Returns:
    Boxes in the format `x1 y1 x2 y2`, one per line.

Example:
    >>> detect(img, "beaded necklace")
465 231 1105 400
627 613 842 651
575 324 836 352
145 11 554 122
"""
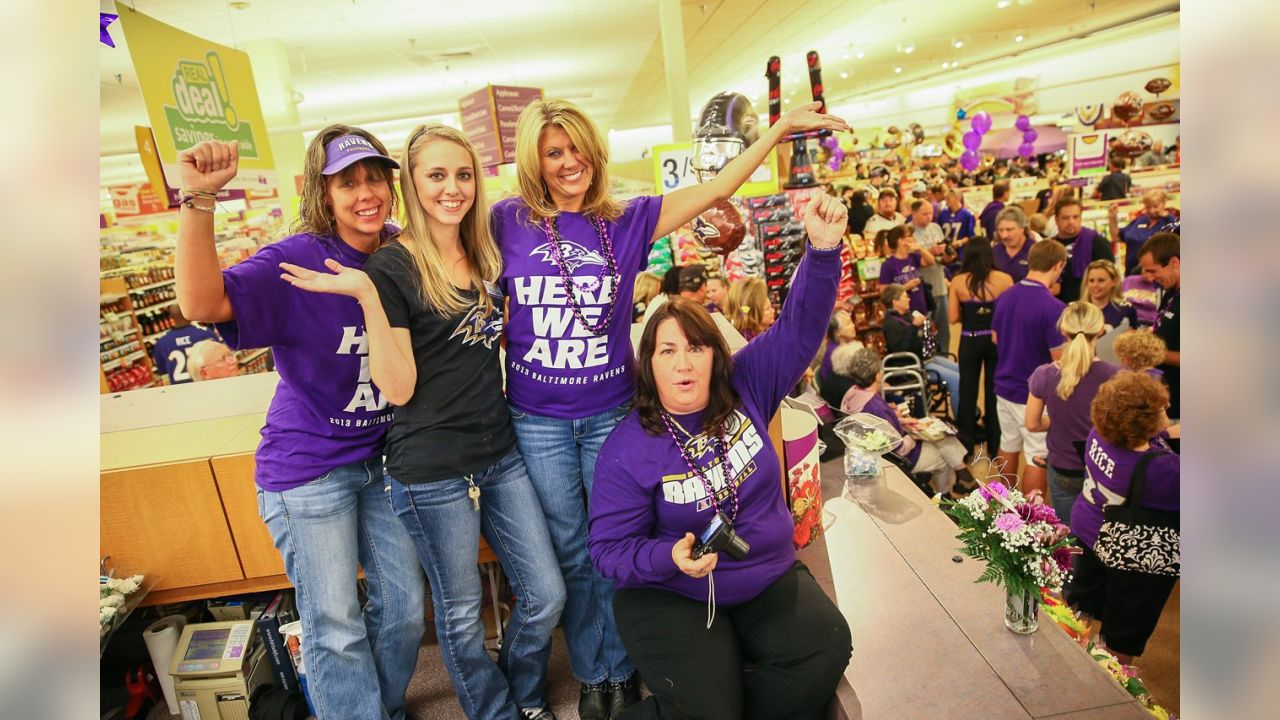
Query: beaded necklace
541 215 620 336
659 411 739 523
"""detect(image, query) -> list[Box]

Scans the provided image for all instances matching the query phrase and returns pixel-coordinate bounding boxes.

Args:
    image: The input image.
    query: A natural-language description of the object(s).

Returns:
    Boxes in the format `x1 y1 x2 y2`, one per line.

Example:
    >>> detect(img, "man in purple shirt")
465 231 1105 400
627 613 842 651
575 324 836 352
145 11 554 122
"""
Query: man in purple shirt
992 239 1068 497
1052 198 1115 303
978 179 1010 238
993 205 1035 283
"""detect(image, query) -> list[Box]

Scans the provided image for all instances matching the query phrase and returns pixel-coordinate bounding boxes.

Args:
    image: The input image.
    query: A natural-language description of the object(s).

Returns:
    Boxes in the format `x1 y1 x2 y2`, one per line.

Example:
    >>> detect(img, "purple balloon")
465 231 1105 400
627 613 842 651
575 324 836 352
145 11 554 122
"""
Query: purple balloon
1018 141 1035 158
970 111 992 135
960 149 980 171
1022 128 1038 143
1015 115 1031 132
962 130 982 150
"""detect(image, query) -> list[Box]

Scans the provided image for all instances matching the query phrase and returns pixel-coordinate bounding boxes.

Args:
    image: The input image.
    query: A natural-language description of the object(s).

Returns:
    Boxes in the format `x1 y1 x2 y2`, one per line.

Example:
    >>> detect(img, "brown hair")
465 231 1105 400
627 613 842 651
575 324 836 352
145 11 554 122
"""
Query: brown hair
293 124 398 238
635 297 741 436
1053 197 1084 218
992 179 1010 201
885 224 913 252
1113 330 1167 372
1090 371 1169 449
879 283 906 307
513 98 624 222
1138 232 1179 266
1028 239 1067 272
726 277 770 338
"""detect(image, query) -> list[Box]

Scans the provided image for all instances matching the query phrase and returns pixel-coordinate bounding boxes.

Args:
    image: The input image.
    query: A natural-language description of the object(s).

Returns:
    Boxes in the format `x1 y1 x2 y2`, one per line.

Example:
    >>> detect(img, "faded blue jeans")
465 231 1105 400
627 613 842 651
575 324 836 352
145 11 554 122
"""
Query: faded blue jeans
389 447 565 719
511 401 635 685
258 457 425 720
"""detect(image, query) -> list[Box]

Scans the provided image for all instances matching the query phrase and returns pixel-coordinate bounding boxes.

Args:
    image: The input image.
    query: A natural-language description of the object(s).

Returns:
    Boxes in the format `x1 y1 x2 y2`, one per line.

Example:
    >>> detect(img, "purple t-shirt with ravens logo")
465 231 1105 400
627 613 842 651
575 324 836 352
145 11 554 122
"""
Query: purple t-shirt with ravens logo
215 230 397 492
495 195 664 419
366 241 514 484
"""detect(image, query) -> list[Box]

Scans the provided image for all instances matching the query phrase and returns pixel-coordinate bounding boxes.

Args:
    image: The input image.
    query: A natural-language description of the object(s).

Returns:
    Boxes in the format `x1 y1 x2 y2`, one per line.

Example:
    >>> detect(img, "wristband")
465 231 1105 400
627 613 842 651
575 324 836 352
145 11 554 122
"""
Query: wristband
806 240 843 254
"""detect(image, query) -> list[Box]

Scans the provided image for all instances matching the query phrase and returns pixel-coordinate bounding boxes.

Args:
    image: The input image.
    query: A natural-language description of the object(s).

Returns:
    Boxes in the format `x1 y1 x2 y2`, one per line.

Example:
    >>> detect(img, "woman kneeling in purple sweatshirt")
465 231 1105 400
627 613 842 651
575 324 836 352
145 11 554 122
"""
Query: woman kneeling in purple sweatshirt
588 195 853 720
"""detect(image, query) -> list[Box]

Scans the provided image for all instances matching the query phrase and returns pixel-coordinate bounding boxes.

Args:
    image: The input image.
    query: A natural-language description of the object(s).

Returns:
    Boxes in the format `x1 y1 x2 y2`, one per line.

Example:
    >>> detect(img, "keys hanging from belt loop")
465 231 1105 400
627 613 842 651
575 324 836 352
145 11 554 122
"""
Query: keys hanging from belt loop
465 475 480 512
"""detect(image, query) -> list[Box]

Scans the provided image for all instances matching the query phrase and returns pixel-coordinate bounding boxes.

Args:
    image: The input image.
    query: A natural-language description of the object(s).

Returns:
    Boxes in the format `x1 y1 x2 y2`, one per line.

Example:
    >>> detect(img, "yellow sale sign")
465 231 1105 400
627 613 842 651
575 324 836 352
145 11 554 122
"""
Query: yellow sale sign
116 3 276 189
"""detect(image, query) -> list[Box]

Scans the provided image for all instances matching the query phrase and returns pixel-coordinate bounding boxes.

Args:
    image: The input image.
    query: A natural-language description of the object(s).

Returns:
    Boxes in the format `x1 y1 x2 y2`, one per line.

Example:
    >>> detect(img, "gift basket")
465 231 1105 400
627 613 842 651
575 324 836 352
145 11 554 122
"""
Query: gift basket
833 413 904 479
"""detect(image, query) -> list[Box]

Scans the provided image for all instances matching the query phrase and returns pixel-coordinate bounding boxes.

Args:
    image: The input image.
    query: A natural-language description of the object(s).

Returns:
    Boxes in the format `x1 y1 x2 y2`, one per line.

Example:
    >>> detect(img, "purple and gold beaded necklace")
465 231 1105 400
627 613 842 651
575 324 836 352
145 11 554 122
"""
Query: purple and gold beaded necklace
541 215 621 336
659 411 739 522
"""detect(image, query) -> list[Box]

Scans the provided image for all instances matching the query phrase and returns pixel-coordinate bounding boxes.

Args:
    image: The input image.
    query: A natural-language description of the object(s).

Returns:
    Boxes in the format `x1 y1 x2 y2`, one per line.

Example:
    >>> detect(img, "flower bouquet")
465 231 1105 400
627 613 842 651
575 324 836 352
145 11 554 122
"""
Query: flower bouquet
941 477 1077 633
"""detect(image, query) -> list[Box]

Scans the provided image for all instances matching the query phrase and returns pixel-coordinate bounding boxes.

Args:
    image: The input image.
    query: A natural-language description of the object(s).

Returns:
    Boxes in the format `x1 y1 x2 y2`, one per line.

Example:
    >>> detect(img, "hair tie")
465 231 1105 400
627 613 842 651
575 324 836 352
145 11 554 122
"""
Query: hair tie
739 305 751 315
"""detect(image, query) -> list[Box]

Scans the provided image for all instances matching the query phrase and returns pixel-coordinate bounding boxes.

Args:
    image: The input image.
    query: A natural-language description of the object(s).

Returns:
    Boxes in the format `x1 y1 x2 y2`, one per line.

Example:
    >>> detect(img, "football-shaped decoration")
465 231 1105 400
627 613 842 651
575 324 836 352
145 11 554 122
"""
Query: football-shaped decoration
692 199 747 255
1111 92 1144 124
1144 77 1172 96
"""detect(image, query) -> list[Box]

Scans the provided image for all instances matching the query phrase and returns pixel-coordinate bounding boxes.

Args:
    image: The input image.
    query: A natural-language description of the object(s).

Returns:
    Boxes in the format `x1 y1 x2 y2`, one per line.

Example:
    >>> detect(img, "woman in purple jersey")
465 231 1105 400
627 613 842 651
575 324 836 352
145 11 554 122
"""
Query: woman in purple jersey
494 97 848 718
280 124 565 720
589 195 852 720
174 129 424 720
1067 372 1179 664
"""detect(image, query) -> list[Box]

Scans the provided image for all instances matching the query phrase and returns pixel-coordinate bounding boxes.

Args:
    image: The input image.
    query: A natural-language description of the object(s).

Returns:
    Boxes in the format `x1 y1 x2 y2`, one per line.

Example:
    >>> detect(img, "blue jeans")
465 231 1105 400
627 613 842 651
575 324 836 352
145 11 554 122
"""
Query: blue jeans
926 356 961 418
511 402 634 685
1047 464 1086 526
388 447 566 719
258 458 426 720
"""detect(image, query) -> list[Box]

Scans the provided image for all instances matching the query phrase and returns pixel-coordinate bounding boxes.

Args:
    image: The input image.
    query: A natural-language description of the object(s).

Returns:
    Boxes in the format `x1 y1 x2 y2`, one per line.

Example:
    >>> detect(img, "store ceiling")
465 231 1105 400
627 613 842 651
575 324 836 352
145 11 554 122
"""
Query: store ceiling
100 0 1176 157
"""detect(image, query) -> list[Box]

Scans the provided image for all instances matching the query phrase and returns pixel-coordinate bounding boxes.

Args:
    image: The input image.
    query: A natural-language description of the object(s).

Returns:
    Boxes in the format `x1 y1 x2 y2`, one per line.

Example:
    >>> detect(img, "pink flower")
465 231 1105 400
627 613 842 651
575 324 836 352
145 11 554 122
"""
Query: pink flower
979 482 1010 502
994 512 1024 533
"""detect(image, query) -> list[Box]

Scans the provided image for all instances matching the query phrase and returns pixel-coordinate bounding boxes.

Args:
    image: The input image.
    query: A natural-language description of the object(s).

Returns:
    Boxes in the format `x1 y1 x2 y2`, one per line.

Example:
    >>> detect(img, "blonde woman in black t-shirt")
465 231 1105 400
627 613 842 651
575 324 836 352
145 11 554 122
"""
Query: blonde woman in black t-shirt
282 124 565 720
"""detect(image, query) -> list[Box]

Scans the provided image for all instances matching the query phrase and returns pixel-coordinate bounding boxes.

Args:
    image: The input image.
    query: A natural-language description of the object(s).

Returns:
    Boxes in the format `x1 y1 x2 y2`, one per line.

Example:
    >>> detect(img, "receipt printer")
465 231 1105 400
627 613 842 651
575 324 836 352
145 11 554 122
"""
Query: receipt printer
169 620 271 719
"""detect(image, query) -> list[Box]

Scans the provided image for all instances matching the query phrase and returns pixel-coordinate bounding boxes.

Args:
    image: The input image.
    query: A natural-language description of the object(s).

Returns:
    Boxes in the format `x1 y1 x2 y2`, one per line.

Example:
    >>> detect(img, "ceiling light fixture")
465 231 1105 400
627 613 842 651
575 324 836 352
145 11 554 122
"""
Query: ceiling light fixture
840 71 849 79
894 66 902 73
856 50 864 59
904 45 914 54
941 62 948 69
1015 34 1025 42
954 40 964 48
997 1 1011 8
842 53 850 60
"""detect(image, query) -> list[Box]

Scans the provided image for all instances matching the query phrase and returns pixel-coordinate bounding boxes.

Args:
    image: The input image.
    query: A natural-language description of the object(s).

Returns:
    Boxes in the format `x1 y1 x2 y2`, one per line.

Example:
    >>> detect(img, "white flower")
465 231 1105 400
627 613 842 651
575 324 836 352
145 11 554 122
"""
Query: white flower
101 594 126 609
100 606 118 625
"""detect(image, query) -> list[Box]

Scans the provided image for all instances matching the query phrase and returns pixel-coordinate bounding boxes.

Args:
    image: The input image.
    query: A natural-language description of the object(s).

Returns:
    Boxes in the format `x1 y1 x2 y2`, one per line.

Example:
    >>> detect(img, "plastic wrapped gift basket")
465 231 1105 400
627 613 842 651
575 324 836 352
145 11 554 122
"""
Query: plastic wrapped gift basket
833 413 904 479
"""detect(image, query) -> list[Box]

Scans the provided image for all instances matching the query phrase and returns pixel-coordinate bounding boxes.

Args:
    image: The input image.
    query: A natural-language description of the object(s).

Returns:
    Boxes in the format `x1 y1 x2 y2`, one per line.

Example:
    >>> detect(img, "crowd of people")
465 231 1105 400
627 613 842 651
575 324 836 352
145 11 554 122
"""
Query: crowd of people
166 82 1178 715
812 148 1181 668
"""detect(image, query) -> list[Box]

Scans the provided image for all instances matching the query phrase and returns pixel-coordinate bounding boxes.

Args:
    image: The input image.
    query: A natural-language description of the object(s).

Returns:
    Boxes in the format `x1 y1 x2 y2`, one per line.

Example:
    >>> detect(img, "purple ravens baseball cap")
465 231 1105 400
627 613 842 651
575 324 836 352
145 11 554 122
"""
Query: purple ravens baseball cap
321 134 400 175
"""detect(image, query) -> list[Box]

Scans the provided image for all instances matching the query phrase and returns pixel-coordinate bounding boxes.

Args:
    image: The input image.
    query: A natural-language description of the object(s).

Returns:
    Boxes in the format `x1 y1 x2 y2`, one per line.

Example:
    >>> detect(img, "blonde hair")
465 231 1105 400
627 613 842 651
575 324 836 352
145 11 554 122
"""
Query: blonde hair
633 272 662 308
294 124 398 238
397 124 502 317
514 98 624 222
1055 302 1105 400
1113 330 1167 372
1027 212 1048 237
727 277 770 338
1080 259 1124 305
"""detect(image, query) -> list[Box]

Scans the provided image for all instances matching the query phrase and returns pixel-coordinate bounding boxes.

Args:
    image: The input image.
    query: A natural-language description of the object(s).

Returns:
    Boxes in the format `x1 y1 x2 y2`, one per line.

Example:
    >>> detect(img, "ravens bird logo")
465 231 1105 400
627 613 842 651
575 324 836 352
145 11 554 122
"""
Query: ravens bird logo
450 306 502 349
529 240 607 272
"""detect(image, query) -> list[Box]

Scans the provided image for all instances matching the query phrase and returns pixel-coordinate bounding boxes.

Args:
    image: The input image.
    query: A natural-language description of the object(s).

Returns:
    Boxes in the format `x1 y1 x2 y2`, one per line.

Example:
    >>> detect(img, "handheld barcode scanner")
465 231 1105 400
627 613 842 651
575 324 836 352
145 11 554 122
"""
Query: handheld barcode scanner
768 51 832 189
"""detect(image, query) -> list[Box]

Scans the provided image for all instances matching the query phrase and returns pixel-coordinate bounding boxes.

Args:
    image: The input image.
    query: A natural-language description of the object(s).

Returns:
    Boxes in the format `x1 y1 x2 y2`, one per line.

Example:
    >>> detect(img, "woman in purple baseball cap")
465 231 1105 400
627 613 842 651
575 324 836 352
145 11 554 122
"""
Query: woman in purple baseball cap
492 96 848 719
174 125 425 720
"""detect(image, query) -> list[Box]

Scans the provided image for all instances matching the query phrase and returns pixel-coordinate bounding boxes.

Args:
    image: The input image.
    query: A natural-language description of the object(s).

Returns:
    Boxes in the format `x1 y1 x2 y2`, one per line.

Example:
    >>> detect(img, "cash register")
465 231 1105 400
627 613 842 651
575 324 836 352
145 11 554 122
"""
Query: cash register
168 620 271 720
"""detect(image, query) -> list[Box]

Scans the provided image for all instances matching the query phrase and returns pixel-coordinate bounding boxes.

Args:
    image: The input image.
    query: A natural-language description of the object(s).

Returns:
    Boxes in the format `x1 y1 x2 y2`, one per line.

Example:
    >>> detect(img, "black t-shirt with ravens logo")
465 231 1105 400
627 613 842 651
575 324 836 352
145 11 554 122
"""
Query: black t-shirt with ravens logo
366 241 515 483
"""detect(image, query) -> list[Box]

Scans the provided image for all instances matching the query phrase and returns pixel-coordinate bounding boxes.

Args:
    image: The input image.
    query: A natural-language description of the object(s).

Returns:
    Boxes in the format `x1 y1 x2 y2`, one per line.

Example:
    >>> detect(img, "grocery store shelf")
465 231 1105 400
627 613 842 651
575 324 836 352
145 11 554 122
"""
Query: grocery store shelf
238 348 269 366
128 278 175 293
102 349 147 372
135 298 178 313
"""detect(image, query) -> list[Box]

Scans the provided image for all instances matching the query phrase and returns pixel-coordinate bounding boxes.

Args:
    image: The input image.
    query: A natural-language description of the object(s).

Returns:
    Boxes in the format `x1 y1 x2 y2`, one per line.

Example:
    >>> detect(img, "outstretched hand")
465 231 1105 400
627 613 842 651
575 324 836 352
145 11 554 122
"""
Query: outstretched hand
781 101 852 135
803 193 849 249
177 140 239 193
280 259 376 301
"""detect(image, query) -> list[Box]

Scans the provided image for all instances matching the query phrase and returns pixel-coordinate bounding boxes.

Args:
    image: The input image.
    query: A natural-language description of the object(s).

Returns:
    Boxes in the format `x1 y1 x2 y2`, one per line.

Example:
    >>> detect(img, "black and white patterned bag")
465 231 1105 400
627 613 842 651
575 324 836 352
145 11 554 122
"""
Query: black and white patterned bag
1093 451 1180 577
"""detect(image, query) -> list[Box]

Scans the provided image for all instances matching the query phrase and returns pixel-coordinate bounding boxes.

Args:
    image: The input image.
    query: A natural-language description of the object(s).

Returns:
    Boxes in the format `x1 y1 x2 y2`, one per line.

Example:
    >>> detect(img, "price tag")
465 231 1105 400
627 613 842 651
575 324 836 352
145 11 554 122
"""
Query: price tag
651 142 780 197
652 143 698 194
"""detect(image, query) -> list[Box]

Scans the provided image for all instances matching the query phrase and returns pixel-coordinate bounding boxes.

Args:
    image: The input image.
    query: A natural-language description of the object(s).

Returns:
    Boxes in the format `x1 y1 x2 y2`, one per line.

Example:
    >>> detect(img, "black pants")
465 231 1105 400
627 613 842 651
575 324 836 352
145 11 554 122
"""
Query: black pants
613 562 852 720
1067 545 1177 657
957 334 1000 454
